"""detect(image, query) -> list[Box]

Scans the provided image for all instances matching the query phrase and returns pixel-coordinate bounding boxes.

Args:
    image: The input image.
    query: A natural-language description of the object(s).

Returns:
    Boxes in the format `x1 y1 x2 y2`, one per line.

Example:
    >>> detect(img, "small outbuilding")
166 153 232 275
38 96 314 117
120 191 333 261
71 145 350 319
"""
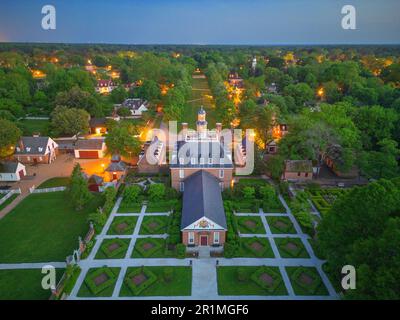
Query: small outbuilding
0 162 26 182
74 139 106 159
282 160 313 181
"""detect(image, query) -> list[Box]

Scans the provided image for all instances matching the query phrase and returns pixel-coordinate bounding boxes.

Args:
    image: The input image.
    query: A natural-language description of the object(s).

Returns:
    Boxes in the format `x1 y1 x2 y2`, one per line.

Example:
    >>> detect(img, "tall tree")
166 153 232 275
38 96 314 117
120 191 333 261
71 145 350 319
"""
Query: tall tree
69 163 92 210
0 118 22 158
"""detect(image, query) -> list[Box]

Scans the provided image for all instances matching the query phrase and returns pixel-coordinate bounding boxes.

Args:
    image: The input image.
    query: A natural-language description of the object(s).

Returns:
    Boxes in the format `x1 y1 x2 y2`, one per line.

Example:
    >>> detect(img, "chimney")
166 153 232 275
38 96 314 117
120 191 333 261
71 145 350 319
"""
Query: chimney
181 122 188 140
216 123 222 133
182 122 188 130
19 138 24 151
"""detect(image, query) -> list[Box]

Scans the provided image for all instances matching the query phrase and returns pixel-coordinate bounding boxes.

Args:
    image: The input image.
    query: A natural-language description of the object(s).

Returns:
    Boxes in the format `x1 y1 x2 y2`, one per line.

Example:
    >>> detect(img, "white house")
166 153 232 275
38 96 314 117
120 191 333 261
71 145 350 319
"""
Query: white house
95 79 117 94
120 98 149 116
0 162 26 182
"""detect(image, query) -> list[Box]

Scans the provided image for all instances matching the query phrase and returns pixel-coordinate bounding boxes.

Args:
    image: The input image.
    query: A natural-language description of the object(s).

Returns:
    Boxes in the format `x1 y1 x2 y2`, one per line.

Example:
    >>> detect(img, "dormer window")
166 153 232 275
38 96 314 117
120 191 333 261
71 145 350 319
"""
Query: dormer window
179 157 184 165
16 147 20 152
38 147 43 152
191 157 196 165
26 147 31 152
208 158 213 165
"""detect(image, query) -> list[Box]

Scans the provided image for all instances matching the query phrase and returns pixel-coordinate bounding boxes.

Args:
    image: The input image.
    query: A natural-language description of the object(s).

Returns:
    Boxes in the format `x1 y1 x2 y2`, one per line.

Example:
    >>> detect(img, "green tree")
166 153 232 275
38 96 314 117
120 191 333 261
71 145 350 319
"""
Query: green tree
50 106 90 136
69 163 93 210
242 186 255 199
123 185 142 204
105 124 141 157
147 183 166 201
0 118 22 158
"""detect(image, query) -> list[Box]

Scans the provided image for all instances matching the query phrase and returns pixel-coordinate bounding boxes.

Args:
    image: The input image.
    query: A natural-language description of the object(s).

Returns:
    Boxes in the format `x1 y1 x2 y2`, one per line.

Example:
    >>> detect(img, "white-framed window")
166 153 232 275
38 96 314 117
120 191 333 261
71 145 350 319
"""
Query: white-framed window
208 157 213 165
179 182 184 192
179 169 184 179
219 169 224 178
191 157 196 165
188 232 194 244
214 232 220 244
179 157 184 165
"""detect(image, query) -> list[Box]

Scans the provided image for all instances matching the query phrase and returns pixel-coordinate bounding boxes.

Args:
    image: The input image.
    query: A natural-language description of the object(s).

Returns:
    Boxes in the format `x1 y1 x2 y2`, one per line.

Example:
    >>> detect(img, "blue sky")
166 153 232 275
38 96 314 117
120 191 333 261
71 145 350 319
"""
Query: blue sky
0 0 399 44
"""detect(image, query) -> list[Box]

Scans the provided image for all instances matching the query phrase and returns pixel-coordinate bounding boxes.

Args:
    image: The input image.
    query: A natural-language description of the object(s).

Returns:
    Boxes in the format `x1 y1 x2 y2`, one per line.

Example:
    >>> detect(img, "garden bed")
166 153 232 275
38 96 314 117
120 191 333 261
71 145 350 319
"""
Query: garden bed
120 266 191 296
274 237 309 258
266 216 296 234
236 216 266 234
139 216 169 235
132 238 177 258
107 216 138 235
217 266 287 296
239 237 274 258
95 238 130 259
286 266 328 296
78 267 120 297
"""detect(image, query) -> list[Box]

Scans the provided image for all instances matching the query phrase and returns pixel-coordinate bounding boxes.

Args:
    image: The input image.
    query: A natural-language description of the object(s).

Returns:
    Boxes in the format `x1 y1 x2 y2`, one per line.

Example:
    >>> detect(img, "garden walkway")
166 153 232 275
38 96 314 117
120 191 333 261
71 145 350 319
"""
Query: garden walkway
66 195 338 300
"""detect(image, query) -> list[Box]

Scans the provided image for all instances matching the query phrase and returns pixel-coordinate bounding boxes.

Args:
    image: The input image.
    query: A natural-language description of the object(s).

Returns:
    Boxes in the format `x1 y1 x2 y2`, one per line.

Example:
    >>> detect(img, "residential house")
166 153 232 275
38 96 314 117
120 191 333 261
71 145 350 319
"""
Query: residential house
74 138 106 159
0 162 26 182
181 170 227 247
14 136 58 164
282 160 313 181
89 118 108 135
95 79 117 94
120 98 149 117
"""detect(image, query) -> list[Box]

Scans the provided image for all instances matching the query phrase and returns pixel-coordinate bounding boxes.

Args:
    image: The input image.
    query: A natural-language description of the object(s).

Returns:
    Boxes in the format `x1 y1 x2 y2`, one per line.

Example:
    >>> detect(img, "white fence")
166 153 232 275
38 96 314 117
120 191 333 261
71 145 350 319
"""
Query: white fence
29 186 67 194
0 188 21 206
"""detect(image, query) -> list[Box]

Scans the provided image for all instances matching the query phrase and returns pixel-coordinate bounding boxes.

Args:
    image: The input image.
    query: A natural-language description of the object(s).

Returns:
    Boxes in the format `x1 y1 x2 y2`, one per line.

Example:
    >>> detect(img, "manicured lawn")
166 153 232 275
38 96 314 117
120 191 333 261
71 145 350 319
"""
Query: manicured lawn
95 238 130 259
19 119 50 136
0 268 65 300
238 237 275 258
107 216 138 235
266 216 296 234
217 266 287 296
0 193 19 211
145 202 173 213
118 201 143 213
77 267 120 297
38 177 70 188
286 266 329 296
139 215 169 235
131 238 177 258
0 192 104 263
119 266 192 297
236 216 266 234
274 237 310 258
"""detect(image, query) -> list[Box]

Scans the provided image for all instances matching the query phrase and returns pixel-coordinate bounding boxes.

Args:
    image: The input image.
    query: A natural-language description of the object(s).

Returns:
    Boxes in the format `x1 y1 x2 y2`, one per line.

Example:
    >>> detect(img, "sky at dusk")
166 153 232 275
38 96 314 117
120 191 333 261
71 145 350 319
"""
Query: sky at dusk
0 0 399 45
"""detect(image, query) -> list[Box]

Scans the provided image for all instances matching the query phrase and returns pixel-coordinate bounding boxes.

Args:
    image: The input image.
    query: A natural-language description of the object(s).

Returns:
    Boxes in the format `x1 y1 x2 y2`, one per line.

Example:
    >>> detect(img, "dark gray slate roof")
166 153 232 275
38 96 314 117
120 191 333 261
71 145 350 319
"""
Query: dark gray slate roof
0 162 20 173
105 161 126 172
181 171 227 230
14 136 51 155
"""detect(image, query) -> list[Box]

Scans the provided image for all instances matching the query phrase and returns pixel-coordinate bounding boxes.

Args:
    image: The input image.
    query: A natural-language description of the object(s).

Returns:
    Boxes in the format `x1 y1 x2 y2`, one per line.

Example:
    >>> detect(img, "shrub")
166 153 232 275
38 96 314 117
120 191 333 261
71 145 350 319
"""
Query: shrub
250 267 282 293
278 181 290 196
147 183 166 200
85 268 116 295
224 242 237 258
123 185 142 204
176 243 186 258
237 267 248 282
242 186 255 199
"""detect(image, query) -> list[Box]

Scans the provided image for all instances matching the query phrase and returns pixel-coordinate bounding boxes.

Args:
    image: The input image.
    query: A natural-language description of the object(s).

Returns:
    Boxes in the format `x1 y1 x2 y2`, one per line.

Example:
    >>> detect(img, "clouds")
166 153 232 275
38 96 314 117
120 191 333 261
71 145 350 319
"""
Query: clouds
0 0 399 44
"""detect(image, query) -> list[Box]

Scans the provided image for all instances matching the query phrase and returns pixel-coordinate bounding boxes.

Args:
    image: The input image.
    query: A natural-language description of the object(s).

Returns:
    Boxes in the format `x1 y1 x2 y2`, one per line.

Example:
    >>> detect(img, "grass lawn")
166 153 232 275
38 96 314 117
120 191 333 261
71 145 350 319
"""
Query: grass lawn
19 119 50 136
184 76 216 128
274 237 310 258
107 216 138 235
0 192 104 263
266 216 296 234
239 237 275 258
131 238 176 258
0 268 65 300
118 201 143 213
139 215 169 235
119 266 192 297
286 266 329 296
38 177 70 188
145 202 172 213
0 193 19 211
95 238 130 259
217 266 287 296
236 216 266 234
77 267 120 297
